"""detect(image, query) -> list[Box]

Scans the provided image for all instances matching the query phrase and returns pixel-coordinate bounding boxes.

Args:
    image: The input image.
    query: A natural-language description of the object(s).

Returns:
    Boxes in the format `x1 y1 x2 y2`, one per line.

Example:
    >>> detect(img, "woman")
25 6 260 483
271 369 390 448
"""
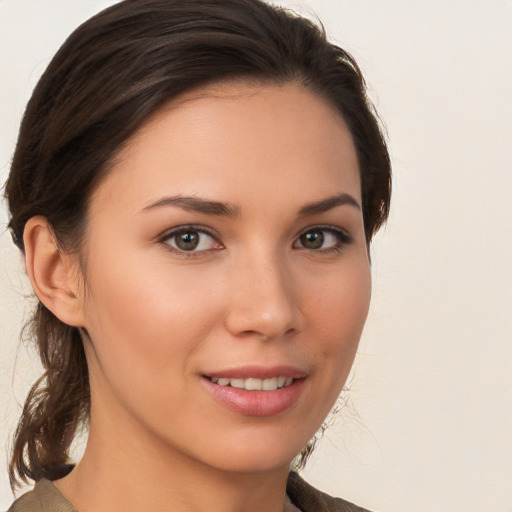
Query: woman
5 0 391 511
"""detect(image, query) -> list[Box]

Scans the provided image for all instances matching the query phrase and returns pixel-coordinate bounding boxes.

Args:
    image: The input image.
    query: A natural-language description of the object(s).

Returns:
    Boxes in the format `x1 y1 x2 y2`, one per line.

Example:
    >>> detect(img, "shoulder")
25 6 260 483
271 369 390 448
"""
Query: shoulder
7 479 77 512
287 472 373 512
8 472 370 512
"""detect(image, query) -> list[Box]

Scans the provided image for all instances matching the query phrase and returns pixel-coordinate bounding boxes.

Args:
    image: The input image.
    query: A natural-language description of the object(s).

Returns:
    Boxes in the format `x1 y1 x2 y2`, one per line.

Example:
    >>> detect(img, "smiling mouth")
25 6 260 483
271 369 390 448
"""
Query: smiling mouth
205 376 295 391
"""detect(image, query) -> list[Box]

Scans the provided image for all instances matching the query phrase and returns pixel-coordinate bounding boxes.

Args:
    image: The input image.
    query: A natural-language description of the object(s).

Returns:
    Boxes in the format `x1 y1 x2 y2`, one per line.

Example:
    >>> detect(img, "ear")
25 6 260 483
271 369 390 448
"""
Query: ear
23 216 86 327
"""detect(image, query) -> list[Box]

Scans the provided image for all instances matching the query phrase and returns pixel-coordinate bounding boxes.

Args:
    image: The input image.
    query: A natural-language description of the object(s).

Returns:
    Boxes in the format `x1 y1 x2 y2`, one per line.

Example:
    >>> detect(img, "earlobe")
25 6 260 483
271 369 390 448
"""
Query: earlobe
23 216 85 327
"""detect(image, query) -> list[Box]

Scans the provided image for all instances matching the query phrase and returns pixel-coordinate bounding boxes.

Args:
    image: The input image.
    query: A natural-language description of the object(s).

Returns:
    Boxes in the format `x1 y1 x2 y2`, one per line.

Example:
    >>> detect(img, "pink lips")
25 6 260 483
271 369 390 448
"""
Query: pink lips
201 365 306 417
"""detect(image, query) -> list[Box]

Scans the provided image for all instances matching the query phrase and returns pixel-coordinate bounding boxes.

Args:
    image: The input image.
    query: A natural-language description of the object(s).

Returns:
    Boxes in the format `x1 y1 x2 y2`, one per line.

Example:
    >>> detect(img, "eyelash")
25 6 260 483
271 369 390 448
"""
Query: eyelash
159 225 221 257
158 225 352 257
293 225 352 254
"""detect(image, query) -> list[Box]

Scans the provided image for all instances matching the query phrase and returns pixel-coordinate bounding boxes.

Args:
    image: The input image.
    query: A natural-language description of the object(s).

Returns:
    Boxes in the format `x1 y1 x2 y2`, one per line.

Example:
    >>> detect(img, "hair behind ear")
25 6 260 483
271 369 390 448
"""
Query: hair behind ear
9 306 89 487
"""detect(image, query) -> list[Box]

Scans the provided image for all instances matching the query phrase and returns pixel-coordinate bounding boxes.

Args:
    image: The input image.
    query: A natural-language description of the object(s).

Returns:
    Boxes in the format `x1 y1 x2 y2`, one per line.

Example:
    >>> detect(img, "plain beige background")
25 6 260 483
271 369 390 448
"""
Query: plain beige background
1 1 511 511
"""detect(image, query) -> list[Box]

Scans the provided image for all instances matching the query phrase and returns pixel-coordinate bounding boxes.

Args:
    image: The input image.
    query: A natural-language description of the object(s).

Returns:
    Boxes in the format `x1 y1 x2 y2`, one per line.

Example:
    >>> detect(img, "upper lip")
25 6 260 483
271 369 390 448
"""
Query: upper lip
203 365 307 380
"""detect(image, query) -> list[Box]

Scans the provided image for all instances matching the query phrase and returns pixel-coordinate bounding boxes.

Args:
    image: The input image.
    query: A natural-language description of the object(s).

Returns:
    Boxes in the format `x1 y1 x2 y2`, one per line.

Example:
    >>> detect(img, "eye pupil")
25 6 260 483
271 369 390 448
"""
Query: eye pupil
300 230 324 249
175 231 199 250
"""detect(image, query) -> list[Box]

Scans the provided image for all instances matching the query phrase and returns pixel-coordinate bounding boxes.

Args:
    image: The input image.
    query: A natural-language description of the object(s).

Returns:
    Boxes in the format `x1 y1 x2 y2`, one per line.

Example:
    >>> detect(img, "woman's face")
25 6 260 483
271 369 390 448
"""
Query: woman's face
77 83 371 473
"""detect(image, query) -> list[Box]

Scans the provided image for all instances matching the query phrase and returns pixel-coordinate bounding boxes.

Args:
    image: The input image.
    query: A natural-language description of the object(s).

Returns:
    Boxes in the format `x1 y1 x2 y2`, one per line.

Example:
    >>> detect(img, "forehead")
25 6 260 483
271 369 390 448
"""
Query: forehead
91 82 361 213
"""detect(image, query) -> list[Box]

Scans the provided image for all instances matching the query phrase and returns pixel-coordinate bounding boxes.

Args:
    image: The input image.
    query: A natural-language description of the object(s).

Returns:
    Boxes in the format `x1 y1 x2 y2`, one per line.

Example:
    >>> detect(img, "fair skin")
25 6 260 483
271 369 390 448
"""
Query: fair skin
24 82 371 512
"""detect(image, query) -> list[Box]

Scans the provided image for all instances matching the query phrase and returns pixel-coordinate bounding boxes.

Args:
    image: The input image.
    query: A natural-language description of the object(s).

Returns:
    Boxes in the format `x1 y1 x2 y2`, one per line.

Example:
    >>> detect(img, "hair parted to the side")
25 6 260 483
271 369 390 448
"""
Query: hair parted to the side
5 0 391 489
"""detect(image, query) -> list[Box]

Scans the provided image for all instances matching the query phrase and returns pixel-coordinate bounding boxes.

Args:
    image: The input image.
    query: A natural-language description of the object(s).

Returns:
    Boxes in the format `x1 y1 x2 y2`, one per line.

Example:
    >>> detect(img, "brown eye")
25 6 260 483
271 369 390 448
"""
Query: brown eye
163 227 221 253
294 227 351 252
298 230 324 249
174 230 200 251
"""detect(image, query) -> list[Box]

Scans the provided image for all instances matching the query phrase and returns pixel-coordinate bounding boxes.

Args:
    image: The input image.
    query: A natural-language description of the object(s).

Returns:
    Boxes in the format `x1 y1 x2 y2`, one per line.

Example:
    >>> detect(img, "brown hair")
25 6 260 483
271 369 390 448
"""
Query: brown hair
5 0 391 488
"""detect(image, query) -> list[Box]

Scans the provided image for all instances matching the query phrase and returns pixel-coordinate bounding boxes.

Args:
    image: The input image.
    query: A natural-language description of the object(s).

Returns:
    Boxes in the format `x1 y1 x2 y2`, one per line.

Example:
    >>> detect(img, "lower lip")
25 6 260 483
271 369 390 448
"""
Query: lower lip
202 378 305 416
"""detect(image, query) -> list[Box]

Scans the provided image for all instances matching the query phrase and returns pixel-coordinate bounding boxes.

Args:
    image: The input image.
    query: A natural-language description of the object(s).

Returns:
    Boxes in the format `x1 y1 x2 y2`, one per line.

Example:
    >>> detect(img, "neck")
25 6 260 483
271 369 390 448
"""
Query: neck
55 402 291 512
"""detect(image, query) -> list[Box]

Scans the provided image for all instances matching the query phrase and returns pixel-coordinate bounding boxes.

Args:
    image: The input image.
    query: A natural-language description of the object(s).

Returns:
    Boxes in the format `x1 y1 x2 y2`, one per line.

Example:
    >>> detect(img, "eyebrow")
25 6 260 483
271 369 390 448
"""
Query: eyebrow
298 193 361 216
142 192 360 218
142 195 239 217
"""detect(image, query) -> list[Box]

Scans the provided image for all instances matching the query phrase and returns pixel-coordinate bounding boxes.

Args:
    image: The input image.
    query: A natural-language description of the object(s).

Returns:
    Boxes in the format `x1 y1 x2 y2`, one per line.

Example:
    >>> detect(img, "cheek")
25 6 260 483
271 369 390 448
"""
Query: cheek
85 244 216 326
305 257 371 378
311 258 371 337
81 250 223 391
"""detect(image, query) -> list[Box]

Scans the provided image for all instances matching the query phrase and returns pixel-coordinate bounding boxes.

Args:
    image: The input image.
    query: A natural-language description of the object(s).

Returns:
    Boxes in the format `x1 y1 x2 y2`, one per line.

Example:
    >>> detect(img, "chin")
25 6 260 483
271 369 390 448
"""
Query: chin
185 428 311 475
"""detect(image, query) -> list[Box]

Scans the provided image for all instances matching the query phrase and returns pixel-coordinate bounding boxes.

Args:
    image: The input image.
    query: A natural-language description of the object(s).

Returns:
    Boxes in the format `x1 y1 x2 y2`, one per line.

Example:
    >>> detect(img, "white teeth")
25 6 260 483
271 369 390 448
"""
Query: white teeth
245 378 262 391
230 378 245 389
262 377 278 391
210 376 295 390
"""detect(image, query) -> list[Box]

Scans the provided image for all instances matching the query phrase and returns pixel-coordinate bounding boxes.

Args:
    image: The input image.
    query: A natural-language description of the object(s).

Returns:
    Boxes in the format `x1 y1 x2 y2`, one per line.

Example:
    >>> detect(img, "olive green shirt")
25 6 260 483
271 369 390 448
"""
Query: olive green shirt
8 471 371 512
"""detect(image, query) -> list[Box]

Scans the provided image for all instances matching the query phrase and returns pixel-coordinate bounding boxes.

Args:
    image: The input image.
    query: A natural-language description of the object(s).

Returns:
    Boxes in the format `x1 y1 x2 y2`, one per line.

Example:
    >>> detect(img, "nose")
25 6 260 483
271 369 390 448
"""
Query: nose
224 252 303 341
